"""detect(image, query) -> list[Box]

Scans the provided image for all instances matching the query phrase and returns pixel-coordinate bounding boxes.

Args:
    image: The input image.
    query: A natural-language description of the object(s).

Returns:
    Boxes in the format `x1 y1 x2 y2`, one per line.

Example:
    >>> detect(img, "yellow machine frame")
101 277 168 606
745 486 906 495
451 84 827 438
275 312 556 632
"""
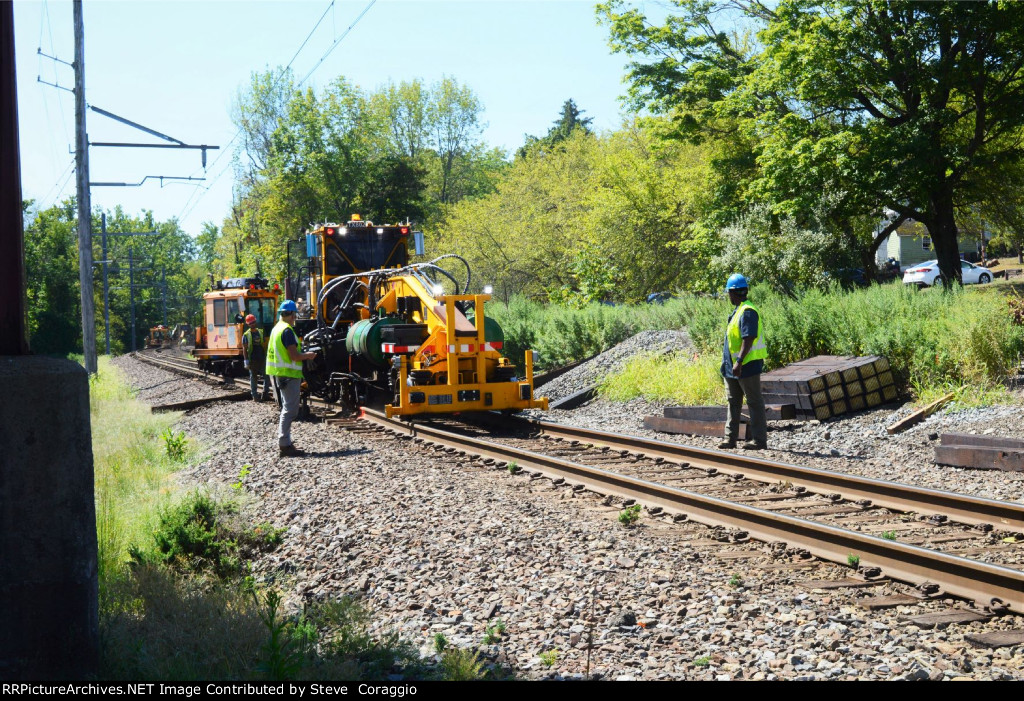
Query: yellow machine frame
377 276 548 417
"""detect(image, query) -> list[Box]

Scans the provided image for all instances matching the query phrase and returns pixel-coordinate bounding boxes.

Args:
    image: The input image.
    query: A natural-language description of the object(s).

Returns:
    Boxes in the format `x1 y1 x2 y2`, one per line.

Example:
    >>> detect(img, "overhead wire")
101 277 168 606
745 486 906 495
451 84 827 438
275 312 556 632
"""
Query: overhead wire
298 0 377 88
177 0 370 226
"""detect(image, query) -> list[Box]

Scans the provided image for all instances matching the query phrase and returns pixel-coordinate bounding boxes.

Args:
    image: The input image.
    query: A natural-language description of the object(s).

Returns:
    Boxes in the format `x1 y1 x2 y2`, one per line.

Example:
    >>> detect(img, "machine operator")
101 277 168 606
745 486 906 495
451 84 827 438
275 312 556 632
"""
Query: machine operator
266 300 316 458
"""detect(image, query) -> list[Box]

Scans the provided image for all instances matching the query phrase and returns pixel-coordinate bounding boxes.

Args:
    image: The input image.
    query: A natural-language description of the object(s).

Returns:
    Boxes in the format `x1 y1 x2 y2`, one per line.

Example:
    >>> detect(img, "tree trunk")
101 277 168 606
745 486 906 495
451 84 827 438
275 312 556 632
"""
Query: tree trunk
928 191 963 288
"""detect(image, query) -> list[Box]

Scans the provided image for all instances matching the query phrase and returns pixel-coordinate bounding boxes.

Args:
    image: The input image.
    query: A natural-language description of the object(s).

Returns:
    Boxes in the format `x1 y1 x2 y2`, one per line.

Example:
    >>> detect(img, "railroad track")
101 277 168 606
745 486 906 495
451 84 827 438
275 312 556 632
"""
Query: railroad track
132 349 1024 614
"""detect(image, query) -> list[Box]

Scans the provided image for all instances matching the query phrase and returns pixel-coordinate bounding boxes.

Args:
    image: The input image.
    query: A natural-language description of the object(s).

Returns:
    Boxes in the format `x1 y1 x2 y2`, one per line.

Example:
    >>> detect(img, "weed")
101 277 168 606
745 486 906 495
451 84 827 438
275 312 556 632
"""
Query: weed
728 573 743 588
501 283 1024 405
433 632 449 654
255 589 310 681
507 461 519 474
694 655 711 667
439 648 486 681
539 650 558 667
162 428 188 462
232 463 253 491
618 503 642 527
881 530 897 541
483 619 506 645
847 553 860 569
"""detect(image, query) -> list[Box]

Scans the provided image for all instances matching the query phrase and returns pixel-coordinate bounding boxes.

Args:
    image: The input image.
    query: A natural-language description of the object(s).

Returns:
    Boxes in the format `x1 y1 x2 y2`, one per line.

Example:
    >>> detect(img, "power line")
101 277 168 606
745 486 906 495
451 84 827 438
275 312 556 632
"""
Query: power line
179 0 380 227
39 156 75 206
298 0 377 87
175 0 342 225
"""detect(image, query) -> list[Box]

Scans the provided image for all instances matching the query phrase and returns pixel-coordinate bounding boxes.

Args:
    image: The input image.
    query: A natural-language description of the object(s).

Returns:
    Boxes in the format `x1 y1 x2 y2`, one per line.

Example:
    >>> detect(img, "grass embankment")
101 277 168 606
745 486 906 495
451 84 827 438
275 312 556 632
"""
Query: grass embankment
91 358 430 680
492 284 1024 407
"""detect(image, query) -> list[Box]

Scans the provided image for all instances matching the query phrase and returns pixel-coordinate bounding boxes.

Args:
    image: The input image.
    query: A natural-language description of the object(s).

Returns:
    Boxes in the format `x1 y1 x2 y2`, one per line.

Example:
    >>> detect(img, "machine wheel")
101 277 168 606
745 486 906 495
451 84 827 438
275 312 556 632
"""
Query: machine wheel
980 273 991 284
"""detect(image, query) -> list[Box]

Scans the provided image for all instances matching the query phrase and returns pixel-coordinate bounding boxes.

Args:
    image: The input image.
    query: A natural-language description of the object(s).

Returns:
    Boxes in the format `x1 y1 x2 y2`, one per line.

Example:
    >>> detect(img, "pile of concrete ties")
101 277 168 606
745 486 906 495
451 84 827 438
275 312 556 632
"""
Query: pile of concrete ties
760 355 898 420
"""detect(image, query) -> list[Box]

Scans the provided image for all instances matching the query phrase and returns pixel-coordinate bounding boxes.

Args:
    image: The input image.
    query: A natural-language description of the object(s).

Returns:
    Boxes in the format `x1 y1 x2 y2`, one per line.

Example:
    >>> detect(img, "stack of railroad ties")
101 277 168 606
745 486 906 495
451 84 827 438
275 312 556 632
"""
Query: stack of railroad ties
644 354 898 440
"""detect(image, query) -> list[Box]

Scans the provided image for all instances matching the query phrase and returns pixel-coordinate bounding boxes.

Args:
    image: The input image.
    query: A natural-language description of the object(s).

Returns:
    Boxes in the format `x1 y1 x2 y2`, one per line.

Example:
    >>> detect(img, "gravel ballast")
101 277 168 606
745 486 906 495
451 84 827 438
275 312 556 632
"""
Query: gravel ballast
114 354 1024 680
539 330 694 402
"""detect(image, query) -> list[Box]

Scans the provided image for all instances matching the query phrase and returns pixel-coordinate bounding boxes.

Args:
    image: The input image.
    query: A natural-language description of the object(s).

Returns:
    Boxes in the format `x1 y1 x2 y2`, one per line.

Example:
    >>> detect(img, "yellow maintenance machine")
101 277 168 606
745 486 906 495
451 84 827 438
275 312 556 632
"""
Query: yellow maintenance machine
286 216 548 417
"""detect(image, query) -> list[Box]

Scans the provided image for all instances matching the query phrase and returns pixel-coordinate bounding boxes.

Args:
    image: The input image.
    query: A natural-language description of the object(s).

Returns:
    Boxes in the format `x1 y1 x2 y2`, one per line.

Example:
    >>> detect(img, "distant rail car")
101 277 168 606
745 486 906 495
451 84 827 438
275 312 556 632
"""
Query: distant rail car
192 277 279 375
286 215 548 417
146 325 170 349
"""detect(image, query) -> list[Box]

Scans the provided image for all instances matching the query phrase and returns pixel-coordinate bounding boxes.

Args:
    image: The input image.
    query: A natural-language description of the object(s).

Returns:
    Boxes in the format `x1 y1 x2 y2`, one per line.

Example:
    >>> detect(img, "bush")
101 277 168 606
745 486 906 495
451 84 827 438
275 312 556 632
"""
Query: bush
133 491 283 579
495 283 1024 402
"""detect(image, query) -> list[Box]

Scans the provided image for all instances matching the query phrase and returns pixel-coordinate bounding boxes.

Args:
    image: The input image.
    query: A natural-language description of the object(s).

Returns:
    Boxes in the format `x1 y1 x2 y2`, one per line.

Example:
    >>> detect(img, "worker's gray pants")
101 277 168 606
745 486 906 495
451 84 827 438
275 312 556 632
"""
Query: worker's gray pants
274 376 301 448
725 374 768 444
249 369 270 400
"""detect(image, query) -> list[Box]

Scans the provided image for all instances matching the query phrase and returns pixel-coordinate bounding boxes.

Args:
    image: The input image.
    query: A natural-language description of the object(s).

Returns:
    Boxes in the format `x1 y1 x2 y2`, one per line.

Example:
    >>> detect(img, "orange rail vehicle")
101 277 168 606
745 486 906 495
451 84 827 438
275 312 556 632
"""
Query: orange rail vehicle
146 324 170 349
193 276 279 375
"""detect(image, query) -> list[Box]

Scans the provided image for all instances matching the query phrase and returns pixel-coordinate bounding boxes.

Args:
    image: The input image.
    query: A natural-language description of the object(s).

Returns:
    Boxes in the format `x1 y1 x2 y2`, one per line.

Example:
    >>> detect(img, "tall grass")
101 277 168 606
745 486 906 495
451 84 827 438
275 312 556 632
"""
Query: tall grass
599 353 723 404
90 356 422 680
91 356 193 582
493 283 1024 400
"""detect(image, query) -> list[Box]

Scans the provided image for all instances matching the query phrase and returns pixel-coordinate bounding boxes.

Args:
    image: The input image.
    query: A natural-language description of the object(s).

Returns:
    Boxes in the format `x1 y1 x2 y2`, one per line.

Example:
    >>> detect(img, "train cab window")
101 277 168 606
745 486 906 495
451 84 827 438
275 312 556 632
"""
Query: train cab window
228 297 244 323
246 298 276 324
213 299 226 326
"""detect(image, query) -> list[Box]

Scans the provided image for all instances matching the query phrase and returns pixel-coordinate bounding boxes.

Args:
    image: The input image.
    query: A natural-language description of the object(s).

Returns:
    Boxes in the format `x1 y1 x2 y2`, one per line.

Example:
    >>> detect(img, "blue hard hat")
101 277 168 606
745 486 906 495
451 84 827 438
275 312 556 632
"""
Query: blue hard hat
278 299 298 315
725 273 749 290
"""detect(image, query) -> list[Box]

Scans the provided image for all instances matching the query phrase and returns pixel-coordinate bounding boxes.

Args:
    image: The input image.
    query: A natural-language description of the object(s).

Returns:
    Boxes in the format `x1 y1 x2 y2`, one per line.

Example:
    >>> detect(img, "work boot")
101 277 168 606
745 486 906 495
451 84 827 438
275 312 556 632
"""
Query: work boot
279 444 306 458
717 439 737 449
741 440 767 451
260 393 270 402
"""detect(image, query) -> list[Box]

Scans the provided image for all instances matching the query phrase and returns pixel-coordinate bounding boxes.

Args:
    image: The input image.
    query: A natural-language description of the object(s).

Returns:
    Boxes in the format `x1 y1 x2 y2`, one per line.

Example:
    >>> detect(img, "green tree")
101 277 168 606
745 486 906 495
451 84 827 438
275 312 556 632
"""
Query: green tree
436 121 718 302
600 0 1024 286
517 99 595 159
429 76 485 204
23 199 81 355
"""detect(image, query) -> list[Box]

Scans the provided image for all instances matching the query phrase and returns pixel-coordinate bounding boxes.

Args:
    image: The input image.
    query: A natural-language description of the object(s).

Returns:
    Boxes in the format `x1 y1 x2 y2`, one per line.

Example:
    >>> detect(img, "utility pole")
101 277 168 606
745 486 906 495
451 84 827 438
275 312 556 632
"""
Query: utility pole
129 247 135 352
161 267 167 327
101 214 109 355
73 0 96 373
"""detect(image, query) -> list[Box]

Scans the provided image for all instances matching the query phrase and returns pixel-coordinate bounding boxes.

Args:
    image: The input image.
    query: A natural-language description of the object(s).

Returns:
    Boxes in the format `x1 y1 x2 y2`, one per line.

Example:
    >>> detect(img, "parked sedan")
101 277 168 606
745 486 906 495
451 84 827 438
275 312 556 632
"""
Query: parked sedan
902 260 993 287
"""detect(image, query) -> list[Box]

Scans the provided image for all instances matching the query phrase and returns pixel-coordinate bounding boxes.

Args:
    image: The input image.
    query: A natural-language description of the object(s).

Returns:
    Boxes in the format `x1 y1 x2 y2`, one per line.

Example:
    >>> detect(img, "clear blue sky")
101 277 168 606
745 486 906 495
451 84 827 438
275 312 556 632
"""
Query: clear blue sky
14 0 637 236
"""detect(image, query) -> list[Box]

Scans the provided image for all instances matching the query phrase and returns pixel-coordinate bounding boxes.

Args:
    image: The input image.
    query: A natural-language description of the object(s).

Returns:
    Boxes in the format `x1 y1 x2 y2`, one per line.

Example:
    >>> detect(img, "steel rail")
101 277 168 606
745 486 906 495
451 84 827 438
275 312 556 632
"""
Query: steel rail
135 351 1024 531
469 415 1024 532
362 407 1024 611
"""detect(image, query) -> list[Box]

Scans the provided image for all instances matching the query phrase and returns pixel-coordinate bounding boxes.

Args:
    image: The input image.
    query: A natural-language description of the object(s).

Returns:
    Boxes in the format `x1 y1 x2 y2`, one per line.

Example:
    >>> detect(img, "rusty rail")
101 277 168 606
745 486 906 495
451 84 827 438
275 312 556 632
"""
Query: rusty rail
361 408 1024 611
476 415 1024 532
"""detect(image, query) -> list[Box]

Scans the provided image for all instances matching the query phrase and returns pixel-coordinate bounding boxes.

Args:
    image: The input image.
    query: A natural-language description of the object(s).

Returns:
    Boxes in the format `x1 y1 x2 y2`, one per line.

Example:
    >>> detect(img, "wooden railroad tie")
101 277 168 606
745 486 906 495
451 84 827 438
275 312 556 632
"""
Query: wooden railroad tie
643 415 749 440
663 404 796 422
933 432 1024 472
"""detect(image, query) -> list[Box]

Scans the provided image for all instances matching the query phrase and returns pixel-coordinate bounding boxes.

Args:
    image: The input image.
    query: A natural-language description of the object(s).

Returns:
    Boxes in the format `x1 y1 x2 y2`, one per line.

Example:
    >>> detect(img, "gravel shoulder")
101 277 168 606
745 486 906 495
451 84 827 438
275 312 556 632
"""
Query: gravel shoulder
111 354 1024 681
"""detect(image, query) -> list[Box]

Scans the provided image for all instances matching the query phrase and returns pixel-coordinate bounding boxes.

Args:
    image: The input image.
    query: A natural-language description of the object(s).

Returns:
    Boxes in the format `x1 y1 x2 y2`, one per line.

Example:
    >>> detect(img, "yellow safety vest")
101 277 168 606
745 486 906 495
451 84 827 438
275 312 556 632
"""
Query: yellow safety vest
266 320 303 378
727 301 767 365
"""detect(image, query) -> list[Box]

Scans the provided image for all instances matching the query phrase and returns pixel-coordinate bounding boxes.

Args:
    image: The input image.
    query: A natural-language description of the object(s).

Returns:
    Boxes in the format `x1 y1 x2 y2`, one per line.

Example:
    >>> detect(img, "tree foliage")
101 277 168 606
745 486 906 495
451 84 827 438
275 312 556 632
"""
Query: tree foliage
22 199 202 356
600 0 1024 285
517 98 595 160
436 120 720 303
215 71 501 283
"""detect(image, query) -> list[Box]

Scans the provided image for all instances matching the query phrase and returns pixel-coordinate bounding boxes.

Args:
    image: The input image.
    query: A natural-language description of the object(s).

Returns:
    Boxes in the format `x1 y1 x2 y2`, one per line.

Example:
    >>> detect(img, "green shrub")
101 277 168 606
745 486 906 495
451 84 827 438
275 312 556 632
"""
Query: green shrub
134 491 283 579
499 283 1024 404
439 648 486 681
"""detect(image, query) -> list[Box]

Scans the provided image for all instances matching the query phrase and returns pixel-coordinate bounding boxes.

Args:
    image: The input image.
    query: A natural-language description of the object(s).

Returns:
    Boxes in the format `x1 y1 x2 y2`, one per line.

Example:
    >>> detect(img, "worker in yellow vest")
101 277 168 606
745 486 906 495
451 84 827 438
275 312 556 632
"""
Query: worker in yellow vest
719 274 768 450
266 300 316 457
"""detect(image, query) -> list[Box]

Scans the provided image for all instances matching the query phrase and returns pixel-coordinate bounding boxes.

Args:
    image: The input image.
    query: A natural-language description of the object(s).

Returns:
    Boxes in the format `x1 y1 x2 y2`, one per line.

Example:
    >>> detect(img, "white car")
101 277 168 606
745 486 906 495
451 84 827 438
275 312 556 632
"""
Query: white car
902 259 992 287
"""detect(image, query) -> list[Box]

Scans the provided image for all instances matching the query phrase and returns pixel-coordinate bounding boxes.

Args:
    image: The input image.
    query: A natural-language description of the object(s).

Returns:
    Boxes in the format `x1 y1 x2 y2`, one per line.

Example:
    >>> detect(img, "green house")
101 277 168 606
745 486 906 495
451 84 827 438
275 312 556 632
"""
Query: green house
878 220 979 269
